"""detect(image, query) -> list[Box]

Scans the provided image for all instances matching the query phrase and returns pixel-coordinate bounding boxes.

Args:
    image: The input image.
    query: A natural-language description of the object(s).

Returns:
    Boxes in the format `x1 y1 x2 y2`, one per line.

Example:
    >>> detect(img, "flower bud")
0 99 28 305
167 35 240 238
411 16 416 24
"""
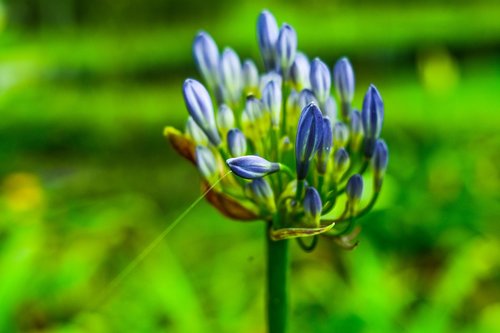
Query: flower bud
186 117 208 145
290 52 310 90
216 104 235 136
317 117 333 174
227 129 247 157
242 59 259 93
332 121 349 148
244 95 263 121
361 84 384 139
276 24 297 76
259 71 282 94
257 10 279 71
298 89 318 110
183 79 221 146
323 96 337 122
262 79 282 128
246 178 276 213
303 186 322 227
309 58 331 105
219 48 243 106
346 174 364 204
227 155 280 179
350 110 363 150
195 146 218 183
372 139 389 191
333 148 350 182
295 103 324 180
193 32 220 90
333 57 355 118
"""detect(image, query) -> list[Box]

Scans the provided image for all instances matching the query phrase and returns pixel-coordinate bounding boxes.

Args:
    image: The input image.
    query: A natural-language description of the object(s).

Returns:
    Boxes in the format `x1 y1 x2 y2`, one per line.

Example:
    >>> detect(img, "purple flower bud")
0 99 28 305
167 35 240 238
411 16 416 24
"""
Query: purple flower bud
298 89 318 110
247 178 276 212
219 48 243 105
310 58 331 105
262 79 282 128
183 79 221 146
186 117 208 145
317 117 333 174
303 186 322 226
295 103 324 180
242 59 259 91
333 148 350 182
361 84 384 139
346 174 364 203
332 121 350 148
290 52 310 90
216 104 235 135
276 24 297 76
257 10 279 71
193 32 220 89
333 57 355 104
227 155 280 179
372 139 389 191
227 129 247 157
195 146 218 182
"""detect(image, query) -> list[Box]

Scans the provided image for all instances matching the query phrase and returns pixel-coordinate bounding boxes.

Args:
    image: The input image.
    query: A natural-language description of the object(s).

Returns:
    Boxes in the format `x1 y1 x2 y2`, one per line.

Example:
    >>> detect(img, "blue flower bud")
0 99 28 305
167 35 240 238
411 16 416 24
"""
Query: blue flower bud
195 146 218 182
219 48 243 106
244 95 263 122
216 104 235 136
193 32 220 90
295 103 324 180
303 186 322 226
333 148 350 182
247 178 276 212
372 139 389 191
290 52 310 90
227 129 247 157
242 59 259 92
186 116 208 145
333 57 355 104
257 10 279 71
346 174 364 204
317 117 333 174
350 110 363 150
361 84 384 139
276 24 297 76
262 79 282 128
259 71 282 94
298 89 318 110
183 79 221 146
323 96 337 122
227 155 280 179
332 121 350 148
310 58 331 105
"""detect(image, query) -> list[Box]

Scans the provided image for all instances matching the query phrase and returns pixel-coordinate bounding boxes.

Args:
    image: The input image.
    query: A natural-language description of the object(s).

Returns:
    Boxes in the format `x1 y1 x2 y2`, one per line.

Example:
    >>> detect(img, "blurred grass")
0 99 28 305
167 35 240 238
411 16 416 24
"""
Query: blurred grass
0 0 499 332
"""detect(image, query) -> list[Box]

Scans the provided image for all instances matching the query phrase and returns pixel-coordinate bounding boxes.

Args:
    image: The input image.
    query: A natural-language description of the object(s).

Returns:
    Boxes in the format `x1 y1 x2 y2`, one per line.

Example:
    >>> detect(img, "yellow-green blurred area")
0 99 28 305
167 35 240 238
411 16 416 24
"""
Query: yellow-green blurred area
0 0 499 331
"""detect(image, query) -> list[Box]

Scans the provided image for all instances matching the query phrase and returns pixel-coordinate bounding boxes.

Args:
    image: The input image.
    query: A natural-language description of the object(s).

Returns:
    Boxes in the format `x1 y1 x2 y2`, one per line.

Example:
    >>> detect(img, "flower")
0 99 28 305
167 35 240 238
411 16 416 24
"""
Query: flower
227 155 280 179
165 10 389 243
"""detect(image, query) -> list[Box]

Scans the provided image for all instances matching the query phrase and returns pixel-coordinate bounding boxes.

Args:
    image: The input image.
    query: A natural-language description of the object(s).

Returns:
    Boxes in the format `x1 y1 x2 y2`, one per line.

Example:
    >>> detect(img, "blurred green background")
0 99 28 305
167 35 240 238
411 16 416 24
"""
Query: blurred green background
0 0 499 332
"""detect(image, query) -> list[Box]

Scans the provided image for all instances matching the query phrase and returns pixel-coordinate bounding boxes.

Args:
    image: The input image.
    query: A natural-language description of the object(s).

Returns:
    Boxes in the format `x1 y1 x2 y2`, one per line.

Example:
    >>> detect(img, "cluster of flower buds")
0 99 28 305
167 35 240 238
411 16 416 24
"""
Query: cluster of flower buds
165 10 389 247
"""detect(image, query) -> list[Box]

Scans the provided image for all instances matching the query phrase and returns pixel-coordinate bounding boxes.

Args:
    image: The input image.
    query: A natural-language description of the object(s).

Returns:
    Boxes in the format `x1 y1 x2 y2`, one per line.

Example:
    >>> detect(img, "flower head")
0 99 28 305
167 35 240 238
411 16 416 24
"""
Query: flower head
167 10 389 243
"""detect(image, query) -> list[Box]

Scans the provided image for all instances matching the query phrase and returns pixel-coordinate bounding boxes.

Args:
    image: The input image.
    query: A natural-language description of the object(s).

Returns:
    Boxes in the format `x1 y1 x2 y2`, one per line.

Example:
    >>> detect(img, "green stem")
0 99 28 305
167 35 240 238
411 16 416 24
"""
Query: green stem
266 222 289 333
